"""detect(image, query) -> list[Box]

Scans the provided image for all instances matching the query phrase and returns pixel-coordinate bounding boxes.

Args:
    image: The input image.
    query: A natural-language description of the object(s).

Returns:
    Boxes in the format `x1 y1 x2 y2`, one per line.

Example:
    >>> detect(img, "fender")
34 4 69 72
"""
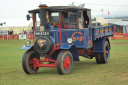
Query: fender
21 45 33 50
22 46 35 61
93 37 106 53
60 44 79 61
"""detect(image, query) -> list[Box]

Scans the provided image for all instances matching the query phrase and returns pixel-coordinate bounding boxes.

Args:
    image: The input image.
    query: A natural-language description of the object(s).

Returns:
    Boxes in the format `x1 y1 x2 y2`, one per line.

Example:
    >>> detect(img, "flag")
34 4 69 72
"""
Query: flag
107 9 110 15
108 11 110 15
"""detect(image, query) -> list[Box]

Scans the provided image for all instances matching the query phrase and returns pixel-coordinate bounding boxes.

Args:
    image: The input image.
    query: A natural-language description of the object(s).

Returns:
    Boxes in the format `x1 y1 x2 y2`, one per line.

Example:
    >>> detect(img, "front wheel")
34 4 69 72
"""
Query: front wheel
22 51 40 74
57 50 73 75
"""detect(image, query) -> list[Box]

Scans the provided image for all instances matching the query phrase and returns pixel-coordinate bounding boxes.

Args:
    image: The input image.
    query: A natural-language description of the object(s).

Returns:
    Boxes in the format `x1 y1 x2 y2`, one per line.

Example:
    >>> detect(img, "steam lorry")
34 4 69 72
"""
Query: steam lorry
21 4 113 75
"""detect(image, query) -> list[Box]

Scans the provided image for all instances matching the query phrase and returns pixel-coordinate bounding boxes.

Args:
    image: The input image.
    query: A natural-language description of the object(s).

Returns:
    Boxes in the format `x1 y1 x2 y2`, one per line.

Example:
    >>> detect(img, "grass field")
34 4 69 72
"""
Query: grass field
0 40 128 85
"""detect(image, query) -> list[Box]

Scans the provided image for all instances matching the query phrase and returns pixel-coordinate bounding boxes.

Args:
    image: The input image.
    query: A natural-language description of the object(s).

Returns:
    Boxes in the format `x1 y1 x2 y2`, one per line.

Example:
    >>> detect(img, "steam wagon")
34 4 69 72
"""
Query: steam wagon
21 4 114 75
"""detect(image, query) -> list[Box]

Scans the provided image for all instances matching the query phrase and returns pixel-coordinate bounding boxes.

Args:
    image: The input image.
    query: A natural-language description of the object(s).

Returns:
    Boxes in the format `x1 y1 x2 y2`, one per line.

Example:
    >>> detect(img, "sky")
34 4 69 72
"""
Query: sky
0 0 128 19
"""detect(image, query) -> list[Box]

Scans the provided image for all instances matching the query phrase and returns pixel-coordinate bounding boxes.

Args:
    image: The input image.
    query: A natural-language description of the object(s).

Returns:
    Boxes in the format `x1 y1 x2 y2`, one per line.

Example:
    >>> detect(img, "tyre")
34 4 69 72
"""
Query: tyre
95 53 102 64
22 51 40 74
100 41 110 63
57 50 73 75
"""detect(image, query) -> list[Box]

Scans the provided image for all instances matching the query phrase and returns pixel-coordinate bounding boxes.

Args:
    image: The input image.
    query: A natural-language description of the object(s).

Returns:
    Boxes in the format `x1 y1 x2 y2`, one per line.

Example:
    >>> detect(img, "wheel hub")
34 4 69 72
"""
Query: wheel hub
64 56 71 70
105 50 108 54
29 58 39 70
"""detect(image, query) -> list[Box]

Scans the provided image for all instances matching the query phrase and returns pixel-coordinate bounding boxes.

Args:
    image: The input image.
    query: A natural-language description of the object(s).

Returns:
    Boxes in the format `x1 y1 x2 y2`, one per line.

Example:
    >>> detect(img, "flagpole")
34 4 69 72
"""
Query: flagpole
107 9 110 19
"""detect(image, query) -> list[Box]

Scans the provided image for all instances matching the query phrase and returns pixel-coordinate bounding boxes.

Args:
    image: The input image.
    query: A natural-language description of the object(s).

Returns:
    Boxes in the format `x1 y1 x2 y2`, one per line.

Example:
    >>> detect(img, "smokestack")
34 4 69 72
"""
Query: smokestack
39 4 47 30
38 4 48 9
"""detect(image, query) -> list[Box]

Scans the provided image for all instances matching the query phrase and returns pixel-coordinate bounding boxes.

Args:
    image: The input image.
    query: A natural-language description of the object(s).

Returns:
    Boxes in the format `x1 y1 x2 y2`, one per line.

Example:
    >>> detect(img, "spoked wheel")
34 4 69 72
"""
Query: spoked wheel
22 51 40 74
100 41 110 63
57 50 73 75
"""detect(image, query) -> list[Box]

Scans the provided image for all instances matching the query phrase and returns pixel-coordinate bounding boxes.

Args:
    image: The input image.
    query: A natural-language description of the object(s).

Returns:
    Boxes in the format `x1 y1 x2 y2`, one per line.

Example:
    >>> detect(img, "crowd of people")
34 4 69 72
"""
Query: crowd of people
19 29 32 34
8 29 32 35
5 29 32 39
8 29 13 35
0 28 33 40
7 29 14 39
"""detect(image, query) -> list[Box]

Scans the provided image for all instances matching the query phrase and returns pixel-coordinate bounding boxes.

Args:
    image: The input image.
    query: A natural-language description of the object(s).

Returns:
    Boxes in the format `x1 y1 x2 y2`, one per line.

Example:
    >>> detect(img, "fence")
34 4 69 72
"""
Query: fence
111 33 128 40
1 33 128 40
0 33 33 40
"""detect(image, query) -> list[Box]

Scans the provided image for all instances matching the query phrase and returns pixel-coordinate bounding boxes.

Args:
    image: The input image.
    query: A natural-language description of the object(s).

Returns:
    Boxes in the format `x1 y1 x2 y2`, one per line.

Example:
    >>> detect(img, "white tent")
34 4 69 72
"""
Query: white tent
0 18 35 34
109 21 128 33
0 18 32 28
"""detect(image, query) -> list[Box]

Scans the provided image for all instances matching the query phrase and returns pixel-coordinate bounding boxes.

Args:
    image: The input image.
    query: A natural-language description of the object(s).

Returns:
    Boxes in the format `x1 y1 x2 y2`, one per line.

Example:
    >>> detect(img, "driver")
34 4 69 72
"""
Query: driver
83 20 88 28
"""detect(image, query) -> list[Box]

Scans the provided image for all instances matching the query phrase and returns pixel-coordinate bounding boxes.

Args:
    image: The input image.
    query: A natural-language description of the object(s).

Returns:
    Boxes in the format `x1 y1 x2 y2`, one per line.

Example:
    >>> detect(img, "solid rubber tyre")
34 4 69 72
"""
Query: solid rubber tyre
100 41 110 63
57 50 73 75
22 51 40 74
95 53 102 64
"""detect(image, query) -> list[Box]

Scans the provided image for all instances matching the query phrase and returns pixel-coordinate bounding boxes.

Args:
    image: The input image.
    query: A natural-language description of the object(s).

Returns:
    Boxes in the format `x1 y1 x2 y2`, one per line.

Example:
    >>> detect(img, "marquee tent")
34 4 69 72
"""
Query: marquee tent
0 18 33 34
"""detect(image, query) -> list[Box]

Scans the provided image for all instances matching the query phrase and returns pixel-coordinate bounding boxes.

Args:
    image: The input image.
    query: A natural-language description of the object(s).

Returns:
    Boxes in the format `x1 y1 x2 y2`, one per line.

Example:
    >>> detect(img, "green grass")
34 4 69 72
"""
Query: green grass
0 40 128 85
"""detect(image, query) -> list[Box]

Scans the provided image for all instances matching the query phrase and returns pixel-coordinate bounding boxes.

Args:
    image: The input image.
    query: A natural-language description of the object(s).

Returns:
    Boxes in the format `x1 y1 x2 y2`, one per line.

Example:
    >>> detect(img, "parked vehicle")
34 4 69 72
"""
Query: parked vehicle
21 4 113 75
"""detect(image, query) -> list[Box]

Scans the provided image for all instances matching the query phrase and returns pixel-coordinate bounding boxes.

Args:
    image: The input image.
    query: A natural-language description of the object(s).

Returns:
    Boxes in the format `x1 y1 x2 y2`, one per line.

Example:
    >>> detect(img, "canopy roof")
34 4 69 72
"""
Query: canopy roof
109 21 128 26
0 18 32 28
28 6 91 13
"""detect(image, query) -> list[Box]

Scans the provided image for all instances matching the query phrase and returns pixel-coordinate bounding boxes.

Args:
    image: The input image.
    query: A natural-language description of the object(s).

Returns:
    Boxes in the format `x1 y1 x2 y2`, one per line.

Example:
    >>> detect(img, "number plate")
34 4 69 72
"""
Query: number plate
36 31 50 36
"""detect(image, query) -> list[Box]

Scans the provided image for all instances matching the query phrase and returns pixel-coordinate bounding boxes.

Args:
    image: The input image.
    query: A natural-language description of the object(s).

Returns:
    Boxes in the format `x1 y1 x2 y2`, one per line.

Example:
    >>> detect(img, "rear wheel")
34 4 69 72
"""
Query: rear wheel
95 53 101 64
100 41 110 63
22 51 40 74
57 50 73 75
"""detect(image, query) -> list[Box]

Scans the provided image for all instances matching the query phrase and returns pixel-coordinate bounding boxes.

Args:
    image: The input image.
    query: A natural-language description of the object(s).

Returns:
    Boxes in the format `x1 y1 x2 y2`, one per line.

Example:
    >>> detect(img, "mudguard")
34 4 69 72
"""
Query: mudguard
60 44 79 61
21 45 33 50
93 37 107 53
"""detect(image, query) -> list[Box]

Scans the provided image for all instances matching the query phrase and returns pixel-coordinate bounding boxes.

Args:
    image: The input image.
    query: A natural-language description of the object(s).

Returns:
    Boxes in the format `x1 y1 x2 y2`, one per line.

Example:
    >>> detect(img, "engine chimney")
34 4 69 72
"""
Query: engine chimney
38 4 48 8
39 4 47 30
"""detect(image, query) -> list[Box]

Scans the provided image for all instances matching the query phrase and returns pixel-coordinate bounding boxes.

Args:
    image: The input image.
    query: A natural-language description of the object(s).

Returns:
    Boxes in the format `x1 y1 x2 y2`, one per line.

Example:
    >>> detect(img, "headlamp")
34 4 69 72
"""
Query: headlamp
67 38 72 44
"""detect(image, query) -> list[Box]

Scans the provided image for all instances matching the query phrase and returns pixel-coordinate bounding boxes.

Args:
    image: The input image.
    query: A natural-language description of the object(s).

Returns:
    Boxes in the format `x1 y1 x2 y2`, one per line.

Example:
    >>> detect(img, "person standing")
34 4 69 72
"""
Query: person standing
8 30 11 39
27 29 29 34
8 31 10 35
10 29 13 35
24 30 27 34
9 29 13 39
19 30 22 34
22 29 24 34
